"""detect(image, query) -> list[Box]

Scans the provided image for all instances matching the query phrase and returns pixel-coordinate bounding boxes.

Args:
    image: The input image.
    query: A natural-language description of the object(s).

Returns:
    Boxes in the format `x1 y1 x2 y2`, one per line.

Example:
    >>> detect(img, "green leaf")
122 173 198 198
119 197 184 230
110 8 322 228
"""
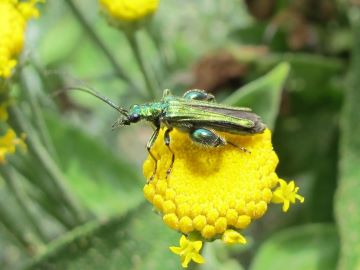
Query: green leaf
45 112 144 218
250 224 339 270
26 203 182 270
224 62 290 129
335 7 360 270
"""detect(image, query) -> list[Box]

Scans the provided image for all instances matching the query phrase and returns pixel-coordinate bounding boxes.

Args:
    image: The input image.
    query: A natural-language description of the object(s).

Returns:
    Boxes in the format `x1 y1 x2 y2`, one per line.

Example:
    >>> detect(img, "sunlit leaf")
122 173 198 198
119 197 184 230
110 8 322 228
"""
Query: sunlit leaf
251 224 339 270
224 62 290 129
45 113 144 218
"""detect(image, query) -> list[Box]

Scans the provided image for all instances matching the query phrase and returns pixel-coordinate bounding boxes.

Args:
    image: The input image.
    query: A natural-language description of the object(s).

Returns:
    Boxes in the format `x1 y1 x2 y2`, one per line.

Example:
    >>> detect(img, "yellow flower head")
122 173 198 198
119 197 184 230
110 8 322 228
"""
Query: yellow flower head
99 0 159 31
143 128 304 267
0 128 26 164
0 0 43 78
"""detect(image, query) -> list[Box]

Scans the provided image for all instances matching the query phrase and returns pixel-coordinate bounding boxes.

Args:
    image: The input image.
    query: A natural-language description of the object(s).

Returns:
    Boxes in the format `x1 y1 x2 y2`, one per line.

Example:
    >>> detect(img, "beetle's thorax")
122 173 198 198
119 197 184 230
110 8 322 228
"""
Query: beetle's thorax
129 102 165 122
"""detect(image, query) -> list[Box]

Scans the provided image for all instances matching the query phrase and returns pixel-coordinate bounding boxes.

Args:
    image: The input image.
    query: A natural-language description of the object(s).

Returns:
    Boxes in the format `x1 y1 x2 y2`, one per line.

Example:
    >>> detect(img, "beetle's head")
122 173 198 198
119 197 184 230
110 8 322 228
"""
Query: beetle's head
128 104 142 123
112 104 141 128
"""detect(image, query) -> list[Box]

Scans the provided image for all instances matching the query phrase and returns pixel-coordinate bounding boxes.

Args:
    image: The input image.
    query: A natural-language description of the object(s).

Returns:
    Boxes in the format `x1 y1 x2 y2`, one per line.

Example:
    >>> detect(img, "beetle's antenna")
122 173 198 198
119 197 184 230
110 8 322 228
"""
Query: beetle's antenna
54 87 129 116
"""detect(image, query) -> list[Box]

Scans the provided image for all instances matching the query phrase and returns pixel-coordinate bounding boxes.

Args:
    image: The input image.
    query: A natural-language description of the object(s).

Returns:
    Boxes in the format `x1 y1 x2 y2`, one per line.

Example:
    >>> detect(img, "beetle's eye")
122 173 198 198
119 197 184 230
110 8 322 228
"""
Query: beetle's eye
130 113 140 122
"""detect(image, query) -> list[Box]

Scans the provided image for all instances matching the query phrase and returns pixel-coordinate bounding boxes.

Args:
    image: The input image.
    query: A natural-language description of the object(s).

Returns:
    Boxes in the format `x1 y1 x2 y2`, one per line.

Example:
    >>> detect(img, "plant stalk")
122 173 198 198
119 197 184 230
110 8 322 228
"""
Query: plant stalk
125 31 158 100
64 0 145 98
0 166 48 243
0 202 39 255
20 70 58 162
9 106 89 225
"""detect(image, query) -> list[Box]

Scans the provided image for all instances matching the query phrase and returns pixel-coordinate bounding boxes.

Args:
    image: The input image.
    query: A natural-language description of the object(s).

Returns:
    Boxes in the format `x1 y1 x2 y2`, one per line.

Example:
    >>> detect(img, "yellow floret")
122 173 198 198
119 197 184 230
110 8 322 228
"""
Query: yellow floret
169 235 205 268
272 179 305 212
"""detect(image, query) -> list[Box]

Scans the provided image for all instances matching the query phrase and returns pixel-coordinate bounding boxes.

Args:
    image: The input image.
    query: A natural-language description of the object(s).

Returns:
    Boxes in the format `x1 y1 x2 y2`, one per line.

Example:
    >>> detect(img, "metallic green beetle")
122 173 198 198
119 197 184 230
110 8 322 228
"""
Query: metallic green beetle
109 89 266 181
69 88 266 181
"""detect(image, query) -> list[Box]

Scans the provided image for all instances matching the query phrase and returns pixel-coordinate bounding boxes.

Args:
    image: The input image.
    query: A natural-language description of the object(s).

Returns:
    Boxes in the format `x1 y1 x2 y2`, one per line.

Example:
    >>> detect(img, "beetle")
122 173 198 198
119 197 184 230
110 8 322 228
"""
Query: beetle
65 88 266 181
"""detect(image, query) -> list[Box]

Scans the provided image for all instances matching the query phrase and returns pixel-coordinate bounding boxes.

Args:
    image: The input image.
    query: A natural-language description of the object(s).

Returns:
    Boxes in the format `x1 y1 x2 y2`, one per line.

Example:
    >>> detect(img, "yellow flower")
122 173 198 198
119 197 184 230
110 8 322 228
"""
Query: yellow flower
271 179 305 212
0 0 43 78
0 128 26 163
143 128 303 266
99 0 159 31
169 235 205 268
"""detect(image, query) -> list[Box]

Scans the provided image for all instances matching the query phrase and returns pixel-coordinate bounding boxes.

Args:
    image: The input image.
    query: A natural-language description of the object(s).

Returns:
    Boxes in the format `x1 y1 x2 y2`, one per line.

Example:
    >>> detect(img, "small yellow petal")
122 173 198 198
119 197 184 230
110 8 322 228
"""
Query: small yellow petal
169 246 182 255
288 181 295 190
192 240 202 252
179 235 187 247
182 254 192 268
296 194 305 203
222 229 247 244
282 200 290 212
192 253 205 264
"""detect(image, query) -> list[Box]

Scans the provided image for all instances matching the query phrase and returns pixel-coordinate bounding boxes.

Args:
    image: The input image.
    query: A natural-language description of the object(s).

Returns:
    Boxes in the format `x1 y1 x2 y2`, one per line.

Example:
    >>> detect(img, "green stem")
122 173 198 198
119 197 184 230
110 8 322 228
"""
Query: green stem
10 155 79 229
9 107 88 225
20 70 59 162
0 166 48 243
142 29 165 89
0 202 38 255
28 192 76 230
125 31 158 100
64 0 145 98
145 25 172 73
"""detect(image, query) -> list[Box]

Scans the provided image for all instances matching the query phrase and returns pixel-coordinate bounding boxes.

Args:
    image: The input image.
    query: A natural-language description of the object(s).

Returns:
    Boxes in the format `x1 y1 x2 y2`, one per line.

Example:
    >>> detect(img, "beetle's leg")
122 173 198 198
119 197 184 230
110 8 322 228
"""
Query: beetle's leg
146 127 160 183
162 89 171 99
164 128 175 179
111 118 122 130
189 128 226 147
227 141 251 153
183 89 216 102
189 128 250 152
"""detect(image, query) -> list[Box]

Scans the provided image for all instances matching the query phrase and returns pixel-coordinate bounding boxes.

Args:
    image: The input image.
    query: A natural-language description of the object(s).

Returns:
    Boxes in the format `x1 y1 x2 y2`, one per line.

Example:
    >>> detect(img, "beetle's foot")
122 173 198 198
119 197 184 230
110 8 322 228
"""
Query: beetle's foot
228 141 251 154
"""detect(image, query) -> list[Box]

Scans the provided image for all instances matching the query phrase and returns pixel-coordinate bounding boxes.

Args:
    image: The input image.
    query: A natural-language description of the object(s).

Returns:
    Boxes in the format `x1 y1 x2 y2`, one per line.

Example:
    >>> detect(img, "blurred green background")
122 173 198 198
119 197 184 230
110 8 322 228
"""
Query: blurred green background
1 0 360 269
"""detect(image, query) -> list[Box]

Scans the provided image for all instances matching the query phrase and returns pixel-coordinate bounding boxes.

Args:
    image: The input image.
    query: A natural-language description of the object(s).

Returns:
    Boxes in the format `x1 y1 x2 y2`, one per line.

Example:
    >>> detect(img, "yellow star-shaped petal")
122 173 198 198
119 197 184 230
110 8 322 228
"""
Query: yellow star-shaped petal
170 235 205 268
272 179 304 212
